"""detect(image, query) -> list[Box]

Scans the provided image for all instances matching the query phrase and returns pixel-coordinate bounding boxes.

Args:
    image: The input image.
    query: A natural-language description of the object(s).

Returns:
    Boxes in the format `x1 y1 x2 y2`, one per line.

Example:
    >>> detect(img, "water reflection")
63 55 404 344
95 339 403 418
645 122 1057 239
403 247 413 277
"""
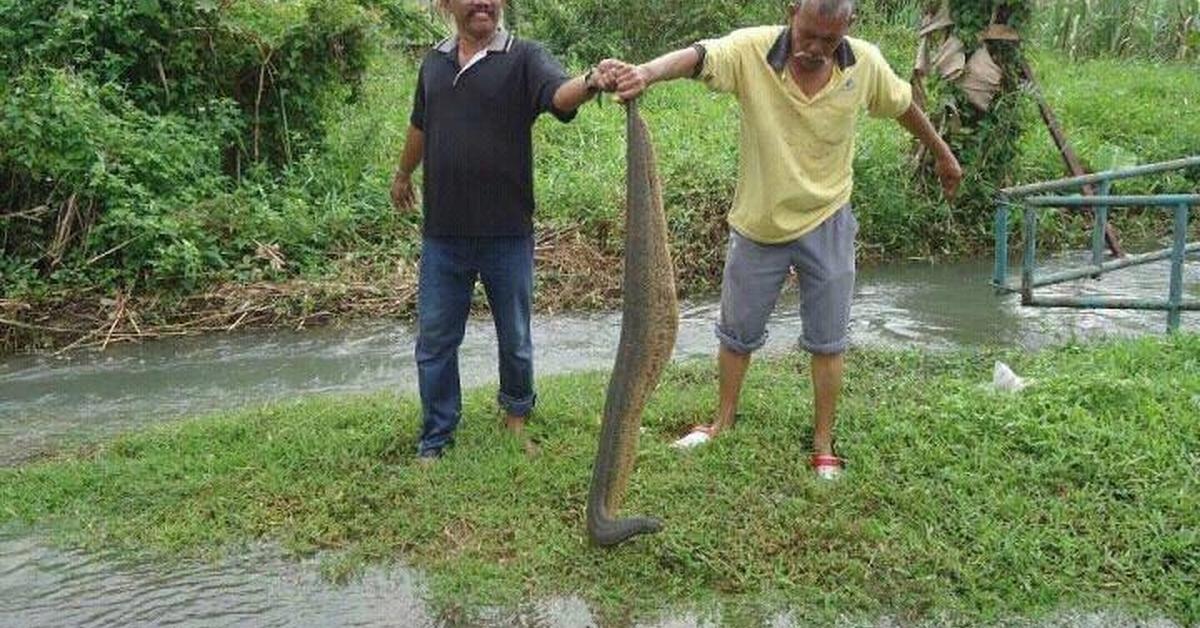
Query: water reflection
2 255 1195 466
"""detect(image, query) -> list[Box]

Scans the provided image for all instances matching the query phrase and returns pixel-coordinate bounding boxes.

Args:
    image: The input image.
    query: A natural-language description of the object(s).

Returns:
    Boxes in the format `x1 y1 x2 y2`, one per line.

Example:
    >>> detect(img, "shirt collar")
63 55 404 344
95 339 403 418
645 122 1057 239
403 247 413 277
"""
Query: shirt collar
766 26 856 73
434 28 513 55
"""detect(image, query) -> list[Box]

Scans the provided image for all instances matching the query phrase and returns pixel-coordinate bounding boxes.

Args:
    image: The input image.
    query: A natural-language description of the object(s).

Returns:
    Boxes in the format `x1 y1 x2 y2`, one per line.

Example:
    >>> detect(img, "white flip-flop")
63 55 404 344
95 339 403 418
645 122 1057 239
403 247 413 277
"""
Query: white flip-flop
670 426 714 449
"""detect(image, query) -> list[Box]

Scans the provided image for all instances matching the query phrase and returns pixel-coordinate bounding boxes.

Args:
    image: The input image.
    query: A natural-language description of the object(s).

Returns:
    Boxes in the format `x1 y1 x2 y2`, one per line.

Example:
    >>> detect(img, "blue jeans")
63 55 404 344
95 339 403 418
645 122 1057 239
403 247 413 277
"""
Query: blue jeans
415 235 536 454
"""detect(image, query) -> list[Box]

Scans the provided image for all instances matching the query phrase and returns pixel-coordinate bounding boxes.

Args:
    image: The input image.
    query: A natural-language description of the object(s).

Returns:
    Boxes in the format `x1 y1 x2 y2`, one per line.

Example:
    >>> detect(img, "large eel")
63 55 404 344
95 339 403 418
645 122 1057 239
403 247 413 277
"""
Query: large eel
585 100 679 547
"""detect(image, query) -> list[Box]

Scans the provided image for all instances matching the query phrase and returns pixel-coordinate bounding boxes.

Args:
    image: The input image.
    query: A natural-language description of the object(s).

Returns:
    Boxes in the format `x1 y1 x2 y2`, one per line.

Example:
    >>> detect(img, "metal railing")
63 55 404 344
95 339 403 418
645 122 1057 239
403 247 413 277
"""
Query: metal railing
993 156 1200 332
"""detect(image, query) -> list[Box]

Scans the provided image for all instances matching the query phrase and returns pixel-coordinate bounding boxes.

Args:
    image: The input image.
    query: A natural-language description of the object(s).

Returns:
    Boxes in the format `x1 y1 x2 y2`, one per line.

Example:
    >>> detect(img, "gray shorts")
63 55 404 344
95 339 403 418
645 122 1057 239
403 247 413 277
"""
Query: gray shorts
716 204 857 355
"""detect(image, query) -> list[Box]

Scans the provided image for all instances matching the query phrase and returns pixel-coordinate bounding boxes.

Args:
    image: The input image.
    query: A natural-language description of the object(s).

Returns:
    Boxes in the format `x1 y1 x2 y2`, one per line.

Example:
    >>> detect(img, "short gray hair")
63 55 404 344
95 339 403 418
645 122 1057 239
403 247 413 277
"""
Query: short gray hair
792 0 856 19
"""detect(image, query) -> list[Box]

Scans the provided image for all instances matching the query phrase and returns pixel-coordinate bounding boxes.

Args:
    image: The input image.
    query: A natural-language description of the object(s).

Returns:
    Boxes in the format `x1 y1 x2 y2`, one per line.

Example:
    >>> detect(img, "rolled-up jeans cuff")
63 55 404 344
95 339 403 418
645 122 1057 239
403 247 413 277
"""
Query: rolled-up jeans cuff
498 391 536 418
714 323 767 355
801 336 848 355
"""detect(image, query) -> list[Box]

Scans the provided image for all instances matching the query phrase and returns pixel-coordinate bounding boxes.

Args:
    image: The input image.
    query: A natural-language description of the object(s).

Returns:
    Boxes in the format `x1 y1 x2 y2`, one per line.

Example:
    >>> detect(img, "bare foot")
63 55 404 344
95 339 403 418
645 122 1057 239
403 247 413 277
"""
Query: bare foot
708 415 737 436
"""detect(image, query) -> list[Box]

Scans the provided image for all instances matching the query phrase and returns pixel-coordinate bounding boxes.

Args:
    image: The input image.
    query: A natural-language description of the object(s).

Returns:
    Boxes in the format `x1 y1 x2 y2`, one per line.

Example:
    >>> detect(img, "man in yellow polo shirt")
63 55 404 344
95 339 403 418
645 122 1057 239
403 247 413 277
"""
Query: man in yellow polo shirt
603 0 962 479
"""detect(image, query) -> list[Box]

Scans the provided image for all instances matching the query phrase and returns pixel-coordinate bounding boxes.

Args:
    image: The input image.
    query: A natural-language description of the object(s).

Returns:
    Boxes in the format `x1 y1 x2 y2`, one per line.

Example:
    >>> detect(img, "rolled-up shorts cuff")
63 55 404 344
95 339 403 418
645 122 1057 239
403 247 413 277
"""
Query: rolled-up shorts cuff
800 335 848 355
497 391 536 418
714 323 767 355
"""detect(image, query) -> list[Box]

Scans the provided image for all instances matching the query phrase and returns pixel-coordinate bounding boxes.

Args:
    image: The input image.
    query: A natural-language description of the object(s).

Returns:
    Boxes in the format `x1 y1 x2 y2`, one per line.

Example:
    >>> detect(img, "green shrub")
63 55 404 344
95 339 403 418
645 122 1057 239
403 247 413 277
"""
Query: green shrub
0 69 235 289
511 0 921 65
0 0 436 294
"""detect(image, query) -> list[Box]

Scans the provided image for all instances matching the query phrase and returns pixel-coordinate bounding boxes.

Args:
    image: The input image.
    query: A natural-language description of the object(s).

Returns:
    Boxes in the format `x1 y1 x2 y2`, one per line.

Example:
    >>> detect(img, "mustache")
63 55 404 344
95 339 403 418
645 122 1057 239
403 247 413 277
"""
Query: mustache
792 51 830 65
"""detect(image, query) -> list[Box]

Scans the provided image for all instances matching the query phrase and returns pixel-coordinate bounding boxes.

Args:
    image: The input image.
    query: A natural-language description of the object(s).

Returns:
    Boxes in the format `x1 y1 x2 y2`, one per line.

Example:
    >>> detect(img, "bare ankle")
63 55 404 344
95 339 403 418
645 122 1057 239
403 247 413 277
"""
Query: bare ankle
707 419 733 435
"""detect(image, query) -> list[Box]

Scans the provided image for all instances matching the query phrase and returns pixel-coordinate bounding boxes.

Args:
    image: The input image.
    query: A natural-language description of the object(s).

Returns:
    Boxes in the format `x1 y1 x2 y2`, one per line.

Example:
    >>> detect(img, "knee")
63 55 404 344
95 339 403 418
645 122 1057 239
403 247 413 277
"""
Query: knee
494 311 532 355
715 322 767 354
416 319 465 359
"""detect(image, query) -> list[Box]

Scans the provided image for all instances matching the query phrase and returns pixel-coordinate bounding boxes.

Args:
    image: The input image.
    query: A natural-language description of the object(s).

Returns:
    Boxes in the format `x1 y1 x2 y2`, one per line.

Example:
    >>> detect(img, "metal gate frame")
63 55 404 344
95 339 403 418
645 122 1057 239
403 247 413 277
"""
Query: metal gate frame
993 156 1200 332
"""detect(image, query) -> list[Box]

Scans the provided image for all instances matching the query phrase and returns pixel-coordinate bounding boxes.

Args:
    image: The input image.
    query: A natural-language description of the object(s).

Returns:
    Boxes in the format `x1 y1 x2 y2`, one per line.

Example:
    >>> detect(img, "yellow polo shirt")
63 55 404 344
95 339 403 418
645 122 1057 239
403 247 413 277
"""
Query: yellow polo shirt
697 27 912 243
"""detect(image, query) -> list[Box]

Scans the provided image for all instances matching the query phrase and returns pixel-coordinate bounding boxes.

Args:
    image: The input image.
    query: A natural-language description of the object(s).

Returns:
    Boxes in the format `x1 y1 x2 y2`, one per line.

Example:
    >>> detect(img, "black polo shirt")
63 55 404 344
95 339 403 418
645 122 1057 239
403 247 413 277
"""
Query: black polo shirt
410 31 575 237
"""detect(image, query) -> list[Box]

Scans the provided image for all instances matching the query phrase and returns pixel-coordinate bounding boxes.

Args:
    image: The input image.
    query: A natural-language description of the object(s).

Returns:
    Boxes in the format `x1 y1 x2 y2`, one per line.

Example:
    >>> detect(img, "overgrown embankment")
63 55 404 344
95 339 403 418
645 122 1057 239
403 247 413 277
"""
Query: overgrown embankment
2 1 1198 354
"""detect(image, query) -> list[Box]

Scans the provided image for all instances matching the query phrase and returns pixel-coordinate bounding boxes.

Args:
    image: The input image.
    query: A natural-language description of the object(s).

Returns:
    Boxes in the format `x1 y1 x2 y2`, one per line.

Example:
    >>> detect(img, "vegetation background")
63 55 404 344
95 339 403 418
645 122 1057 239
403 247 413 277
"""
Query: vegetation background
1 0 1197 351
1 3 1197 621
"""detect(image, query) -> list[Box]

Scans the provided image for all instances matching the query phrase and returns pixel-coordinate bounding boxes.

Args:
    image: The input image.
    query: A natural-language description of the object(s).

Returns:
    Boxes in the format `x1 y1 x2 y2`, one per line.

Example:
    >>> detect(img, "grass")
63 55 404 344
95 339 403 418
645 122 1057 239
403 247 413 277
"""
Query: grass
1019 53 1200 180
1030 0 1200 62
2 334 1197 625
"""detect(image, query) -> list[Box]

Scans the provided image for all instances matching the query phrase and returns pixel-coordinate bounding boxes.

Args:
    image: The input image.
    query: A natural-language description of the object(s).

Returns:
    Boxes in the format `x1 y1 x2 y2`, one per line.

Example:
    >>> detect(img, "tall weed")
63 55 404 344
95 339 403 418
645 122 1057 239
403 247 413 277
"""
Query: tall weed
1032 0 1200 61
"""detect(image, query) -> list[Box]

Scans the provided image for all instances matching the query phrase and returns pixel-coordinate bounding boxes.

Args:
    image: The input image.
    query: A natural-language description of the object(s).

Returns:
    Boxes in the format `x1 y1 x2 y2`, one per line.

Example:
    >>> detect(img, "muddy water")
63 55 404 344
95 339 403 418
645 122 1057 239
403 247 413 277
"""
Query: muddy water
2 254 1194 466
0 528 1181 628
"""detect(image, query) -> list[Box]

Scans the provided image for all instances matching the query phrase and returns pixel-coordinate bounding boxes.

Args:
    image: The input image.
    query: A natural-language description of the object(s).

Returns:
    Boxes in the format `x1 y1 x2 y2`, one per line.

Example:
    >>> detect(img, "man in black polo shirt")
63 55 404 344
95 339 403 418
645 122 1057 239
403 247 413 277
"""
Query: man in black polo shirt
390 0 613 463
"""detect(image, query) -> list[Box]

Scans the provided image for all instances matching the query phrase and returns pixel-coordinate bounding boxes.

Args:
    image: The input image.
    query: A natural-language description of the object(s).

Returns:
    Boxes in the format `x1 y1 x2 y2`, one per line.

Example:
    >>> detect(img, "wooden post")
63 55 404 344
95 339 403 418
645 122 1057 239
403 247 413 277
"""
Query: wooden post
1018 56 1124 258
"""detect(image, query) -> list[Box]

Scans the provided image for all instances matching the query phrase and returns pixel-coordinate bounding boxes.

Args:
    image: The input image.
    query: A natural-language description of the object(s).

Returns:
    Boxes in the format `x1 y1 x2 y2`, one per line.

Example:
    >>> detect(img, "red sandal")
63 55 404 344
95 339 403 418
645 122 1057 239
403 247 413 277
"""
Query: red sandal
810 452 846 480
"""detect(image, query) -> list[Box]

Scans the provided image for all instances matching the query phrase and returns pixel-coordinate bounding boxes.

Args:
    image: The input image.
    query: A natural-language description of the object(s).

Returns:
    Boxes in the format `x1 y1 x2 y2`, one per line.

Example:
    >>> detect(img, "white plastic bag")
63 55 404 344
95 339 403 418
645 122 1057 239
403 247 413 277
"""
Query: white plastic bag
992 361 1028 392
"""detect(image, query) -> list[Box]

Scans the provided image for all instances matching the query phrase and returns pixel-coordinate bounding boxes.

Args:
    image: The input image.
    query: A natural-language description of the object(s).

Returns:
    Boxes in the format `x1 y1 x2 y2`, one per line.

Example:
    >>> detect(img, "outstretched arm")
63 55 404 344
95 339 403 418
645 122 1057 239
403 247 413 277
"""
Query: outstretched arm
602 46 703 102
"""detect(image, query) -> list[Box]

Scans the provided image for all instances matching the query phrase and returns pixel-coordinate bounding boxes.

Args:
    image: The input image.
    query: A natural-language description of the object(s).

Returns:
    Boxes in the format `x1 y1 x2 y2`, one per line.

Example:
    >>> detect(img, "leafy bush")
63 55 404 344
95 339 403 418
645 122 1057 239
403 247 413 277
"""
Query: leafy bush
0 0 437 294
0 0 394 164
511 0 779 64
0 69 236 289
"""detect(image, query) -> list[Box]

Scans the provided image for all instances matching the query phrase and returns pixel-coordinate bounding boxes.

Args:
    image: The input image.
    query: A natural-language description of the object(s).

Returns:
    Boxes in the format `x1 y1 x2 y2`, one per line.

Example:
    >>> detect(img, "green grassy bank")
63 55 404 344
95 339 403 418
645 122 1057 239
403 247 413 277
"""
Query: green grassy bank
2 334 1197 624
